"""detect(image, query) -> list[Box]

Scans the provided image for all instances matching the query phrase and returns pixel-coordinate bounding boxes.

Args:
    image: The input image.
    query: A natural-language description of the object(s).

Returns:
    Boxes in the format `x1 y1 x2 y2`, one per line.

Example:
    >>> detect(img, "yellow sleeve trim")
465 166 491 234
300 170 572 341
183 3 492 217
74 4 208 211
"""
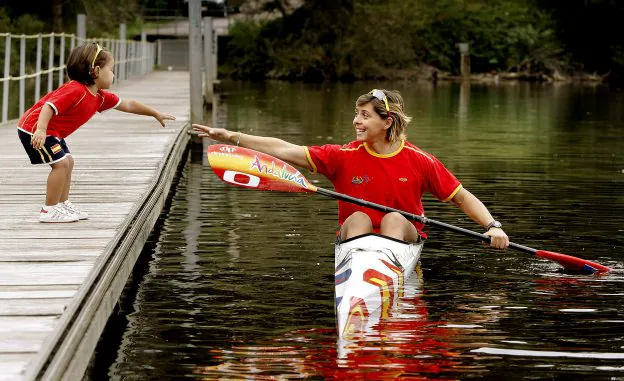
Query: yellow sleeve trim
442 184 462 202
304 146 318 174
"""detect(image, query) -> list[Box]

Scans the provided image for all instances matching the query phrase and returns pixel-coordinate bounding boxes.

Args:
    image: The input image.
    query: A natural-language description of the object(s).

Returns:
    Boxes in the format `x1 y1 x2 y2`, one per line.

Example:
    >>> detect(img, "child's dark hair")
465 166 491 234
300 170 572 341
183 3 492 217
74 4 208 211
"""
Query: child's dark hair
66 43 111 85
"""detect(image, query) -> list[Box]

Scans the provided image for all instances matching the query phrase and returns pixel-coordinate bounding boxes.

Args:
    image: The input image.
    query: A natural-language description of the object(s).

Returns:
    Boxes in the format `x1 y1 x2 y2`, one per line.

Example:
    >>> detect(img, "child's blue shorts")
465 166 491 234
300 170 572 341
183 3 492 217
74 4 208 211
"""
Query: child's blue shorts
18 128 70 165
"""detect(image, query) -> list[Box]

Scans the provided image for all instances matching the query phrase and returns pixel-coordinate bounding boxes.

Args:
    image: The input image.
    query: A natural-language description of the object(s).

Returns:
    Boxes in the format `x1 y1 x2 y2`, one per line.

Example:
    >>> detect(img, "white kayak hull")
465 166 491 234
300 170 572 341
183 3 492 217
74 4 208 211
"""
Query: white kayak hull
334 233 424 338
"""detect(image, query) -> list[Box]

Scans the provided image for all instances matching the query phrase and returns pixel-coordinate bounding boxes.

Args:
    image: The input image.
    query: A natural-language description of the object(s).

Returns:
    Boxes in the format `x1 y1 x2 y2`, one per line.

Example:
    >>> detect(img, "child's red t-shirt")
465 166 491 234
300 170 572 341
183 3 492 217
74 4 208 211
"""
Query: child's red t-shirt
18 80 120 138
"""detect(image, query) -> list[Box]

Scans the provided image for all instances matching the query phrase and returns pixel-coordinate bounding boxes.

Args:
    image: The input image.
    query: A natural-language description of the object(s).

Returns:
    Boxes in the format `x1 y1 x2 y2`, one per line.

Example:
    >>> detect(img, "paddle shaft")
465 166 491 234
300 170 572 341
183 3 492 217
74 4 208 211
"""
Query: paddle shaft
316 187 536 254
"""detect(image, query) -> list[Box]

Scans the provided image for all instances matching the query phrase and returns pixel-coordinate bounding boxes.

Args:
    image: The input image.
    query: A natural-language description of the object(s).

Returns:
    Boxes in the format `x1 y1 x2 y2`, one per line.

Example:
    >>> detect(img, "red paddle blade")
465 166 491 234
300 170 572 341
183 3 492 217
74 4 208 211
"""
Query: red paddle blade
536 250 611 274
207 144 317 193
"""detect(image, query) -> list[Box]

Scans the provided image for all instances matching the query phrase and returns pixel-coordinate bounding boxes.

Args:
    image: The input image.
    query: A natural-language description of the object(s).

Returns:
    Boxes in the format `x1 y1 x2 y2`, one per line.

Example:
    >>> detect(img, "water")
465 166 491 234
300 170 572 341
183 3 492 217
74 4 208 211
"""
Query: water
91 81 624 380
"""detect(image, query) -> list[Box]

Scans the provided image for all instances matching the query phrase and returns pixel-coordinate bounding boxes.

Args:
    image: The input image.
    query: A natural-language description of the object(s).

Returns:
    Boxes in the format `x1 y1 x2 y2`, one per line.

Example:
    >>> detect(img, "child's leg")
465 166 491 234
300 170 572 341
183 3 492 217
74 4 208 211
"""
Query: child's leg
46 158 70 206
59 155 74 203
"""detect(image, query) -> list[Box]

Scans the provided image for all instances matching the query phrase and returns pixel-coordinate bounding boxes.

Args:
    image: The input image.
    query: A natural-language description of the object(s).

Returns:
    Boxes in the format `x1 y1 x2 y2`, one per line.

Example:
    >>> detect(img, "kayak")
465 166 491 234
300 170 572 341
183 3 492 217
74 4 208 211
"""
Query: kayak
334 233 424 338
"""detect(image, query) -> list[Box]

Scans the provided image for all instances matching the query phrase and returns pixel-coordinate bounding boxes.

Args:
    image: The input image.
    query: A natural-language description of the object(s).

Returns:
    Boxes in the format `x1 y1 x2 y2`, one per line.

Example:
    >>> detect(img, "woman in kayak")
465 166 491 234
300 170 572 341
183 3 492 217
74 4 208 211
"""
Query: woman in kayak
192 89 509 249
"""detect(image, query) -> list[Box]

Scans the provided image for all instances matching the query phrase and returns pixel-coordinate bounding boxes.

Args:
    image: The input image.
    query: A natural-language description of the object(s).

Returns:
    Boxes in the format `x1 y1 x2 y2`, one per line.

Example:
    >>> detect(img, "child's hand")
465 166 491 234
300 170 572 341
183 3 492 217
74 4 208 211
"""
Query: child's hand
155 112 176 127
31 129 46 149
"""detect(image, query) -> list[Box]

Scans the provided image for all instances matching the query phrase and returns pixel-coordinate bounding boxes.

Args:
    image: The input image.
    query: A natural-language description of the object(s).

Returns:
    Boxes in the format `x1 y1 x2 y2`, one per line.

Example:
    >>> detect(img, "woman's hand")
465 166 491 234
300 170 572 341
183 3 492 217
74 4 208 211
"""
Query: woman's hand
192 124 234 143
155 112 176 127
484 228 509 249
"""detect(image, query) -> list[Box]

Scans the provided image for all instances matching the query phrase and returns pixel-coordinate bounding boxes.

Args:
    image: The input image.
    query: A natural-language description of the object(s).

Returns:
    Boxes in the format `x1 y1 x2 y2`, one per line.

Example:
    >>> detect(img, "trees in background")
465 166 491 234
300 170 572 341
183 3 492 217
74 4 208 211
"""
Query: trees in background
1 0 622 82
224 0 623 81
0 0 142 36
535 0 624 82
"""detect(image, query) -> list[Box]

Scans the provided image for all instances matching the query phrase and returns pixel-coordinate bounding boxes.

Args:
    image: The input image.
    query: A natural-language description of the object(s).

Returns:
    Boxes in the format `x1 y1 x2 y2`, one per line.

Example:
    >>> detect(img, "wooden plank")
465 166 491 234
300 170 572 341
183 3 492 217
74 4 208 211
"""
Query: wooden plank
0 298 73 316
0 354 32 381
0 263 93 286
0 285 79 293
0 316 58 330
0 249 102 262
0 290 77 299
0 230 116 239
0 240 110 252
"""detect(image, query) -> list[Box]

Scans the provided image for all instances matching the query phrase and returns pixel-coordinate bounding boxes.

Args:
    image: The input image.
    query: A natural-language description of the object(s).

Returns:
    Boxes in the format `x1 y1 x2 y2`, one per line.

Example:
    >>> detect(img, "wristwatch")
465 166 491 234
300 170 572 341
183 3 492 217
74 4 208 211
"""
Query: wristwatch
486 220 502 230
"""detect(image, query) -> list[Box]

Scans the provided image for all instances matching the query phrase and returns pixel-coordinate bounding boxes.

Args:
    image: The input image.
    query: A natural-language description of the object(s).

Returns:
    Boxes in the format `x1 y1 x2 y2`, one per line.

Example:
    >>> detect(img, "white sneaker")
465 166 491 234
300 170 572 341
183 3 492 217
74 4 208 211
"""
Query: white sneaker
62 201 89 220
39 205 79 223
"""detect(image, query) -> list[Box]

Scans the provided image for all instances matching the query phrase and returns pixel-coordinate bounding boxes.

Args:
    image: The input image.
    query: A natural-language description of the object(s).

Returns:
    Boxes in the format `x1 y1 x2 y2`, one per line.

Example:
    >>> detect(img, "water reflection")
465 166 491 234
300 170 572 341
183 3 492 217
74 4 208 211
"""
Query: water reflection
95 81 624 380
192 269 469 380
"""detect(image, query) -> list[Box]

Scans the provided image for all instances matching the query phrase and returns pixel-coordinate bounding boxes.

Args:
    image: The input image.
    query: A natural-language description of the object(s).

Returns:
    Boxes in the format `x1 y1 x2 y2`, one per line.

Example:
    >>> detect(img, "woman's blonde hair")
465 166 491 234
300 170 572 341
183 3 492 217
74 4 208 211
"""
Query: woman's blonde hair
356 89 411 143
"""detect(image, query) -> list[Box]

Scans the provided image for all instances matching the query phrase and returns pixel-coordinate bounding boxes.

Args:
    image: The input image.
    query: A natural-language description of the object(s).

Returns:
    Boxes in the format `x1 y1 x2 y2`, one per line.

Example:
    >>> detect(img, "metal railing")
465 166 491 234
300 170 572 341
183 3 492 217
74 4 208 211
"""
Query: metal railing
0 32 155 124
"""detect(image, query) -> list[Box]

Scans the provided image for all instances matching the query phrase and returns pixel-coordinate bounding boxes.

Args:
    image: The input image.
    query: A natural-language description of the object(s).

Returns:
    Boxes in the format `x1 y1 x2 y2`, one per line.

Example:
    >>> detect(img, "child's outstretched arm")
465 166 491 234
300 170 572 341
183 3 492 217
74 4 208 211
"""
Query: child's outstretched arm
116 100 176 127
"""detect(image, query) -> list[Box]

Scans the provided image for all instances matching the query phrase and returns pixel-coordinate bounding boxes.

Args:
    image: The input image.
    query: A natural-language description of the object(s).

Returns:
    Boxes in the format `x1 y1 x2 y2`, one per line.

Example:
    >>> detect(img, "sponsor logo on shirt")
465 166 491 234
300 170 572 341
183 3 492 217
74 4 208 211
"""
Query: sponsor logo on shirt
399 177 408 182
51 144 62 154
351 175 371 185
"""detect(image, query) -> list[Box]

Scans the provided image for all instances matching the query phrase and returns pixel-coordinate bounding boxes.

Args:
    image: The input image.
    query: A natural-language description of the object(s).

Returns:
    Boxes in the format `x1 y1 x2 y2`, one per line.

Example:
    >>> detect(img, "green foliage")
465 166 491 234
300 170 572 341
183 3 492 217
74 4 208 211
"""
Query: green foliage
221 21 272 78
0 8 10 32
81 0 141 38
225 0 571 80
10 14 46 35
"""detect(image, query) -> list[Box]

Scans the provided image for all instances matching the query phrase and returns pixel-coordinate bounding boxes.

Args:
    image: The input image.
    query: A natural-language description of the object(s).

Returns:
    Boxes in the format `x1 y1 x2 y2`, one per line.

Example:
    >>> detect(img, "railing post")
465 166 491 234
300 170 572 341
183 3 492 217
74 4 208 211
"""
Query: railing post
203 17 213 106
119 23 126 82
2 34 11 124
77 14 86 41
141 31 147 75
47 34 55 93
35 35 42 102
19 35 26 117
188 0 203 124
212 29 218 80
58 35 65 87
157 39 162 66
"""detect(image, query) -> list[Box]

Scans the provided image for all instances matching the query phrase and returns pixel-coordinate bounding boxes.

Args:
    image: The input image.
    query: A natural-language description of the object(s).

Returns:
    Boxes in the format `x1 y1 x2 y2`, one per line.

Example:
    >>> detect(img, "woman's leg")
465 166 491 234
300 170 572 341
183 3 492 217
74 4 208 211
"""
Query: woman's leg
59 155 74 203
46 158 70 206
379 212 420 242
340 211 374 240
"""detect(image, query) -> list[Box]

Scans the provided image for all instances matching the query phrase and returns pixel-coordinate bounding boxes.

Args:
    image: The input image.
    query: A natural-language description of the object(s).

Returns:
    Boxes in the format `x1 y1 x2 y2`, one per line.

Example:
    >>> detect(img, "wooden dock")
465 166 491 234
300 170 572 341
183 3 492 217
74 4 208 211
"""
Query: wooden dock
0 71 191 380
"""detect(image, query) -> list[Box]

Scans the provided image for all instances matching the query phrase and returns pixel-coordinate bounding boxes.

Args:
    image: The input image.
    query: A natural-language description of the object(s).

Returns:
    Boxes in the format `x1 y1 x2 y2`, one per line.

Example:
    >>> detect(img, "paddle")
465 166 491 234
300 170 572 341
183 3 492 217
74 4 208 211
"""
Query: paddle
206 144 611 274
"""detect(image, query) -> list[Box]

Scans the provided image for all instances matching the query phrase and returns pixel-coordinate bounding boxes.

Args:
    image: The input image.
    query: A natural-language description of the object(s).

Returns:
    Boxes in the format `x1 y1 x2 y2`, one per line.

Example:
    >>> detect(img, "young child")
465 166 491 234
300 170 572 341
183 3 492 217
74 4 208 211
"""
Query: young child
17 42 176 223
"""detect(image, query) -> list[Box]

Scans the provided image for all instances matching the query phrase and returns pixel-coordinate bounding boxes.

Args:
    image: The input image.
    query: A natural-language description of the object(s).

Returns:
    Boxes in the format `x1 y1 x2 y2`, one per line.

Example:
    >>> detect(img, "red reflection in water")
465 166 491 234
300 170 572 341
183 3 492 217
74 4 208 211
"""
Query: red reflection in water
194 292 462 380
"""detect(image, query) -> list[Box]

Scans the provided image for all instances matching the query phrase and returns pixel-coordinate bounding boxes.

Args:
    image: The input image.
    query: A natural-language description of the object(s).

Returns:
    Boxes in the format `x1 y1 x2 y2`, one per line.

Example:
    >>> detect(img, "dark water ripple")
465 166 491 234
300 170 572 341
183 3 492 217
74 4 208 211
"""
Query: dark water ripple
92 82 624 380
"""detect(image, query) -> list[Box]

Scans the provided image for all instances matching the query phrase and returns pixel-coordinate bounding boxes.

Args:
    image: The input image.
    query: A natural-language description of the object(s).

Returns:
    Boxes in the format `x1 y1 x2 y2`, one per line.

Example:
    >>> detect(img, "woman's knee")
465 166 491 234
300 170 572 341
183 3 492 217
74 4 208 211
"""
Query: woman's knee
380 212 420 241
341 211 373 239
380 212 407 227
344 211 373 227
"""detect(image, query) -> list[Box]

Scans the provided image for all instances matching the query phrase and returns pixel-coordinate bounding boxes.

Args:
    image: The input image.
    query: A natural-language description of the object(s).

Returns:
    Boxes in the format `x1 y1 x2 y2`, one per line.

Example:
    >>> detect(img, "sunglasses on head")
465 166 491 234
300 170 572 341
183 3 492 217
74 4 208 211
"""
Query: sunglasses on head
91 44 103 69
369 89 390 114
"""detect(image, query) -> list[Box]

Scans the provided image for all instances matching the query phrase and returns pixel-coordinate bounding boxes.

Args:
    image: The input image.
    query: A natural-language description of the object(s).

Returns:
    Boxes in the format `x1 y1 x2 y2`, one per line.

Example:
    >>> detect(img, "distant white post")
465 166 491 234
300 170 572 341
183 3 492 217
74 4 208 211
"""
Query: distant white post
35 35 42 101
188 0 204 124
77 14 86 41
212 31 218 80
119 23 126 81
141 31 147 75
458 42 470 78
58 35 65 86
2 34 11 123
203 17 213 105
19 36 25 117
